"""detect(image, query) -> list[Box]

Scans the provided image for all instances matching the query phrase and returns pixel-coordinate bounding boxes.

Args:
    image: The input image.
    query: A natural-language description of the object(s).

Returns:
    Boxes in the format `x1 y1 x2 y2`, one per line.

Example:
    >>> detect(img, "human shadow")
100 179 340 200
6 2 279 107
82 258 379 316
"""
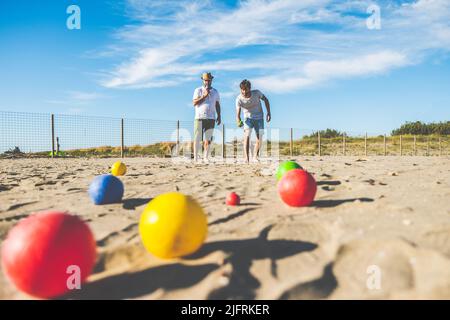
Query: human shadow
63 263 220 300
312 197 374 208
278 263 337 299
186 226 318 299
122 198 152 210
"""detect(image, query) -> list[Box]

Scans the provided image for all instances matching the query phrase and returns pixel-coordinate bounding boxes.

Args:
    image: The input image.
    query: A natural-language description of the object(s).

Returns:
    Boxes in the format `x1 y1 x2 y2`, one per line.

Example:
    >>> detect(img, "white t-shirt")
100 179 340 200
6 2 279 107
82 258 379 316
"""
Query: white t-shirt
193 86 220 120
235 90 264 120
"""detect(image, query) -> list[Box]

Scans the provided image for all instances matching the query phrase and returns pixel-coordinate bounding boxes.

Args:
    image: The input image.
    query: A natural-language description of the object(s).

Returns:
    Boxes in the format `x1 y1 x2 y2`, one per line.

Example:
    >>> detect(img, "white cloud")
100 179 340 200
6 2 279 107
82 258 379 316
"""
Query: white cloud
67 91 104 101
46 91 107 106
253 50 408 92
98 0 450 93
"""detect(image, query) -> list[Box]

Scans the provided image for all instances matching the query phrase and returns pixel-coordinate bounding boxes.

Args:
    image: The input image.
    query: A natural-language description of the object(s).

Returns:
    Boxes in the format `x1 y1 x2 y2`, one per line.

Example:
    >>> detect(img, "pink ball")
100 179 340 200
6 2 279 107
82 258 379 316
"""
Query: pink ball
1 211 97 299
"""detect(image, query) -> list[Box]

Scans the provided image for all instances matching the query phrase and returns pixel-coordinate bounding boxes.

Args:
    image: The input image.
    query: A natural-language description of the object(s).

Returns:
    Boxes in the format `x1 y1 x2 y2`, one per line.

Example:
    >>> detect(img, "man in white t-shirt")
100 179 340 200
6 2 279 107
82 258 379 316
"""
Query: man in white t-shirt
236 79 271 163
192 72 221 161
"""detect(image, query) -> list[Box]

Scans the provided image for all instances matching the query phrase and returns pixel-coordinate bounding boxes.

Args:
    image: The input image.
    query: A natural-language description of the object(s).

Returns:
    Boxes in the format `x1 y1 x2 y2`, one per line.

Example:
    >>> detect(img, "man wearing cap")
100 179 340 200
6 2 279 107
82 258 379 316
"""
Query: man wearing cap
192 72 221 162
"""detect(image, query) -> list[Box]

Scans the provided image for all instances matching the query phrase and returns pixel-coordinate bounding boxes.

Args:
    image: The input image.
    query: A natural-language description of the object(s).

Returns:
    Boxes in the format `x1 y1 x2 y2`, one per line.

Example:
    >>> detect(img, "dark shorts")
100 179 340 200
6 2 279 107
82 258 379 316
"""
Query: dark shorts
194 119 215 141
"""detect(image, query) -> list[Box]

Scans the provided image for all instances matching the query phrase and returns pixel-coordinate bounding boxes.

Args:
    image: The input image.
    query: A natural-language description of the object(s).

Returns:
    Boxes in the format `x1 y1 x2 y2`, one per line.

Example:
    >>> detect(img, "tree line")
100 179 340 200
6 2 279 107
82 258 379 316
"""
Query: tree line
304 121 449 138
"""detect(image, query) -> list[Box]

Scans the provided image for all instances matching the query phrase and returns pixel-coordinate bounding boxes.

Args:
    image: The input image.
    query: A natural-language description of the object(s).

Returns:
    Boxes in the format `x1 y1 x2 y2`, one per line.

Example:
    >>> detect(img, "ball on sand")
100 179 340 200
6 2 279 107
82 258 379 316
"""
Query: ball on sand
278 169 317 207
88 174 124 205
1 211 97 299
276 160 303 180
226 192 240 206
139 192 207 259
111 161 127 176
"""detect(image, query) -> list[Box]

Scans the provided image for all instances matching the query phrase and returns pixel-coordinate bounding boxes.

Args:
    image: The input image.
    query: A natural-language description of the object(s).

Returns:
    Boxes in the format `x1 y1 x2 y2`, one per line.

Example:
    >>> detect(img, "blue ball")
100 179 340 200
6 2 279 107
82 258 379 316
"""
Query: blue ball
88 174 124 205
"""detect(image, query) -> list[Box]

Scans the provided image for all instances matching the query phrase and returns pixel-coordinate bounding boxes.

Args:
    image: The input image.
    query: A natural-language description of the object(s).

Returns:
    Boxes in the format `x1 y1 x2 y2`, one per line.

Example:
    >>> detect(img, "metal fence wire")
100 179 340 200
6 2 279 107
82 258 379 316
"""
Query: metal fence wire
0 111 448 158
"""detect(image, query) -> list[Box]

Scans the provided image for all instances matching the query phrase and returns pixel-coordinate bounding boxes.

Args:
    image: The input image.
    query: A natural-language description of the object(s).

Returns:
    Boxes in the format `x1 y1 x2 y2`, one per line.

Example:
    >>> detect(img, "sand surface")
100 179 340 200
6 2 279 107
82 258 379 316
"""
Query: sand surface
0 156 449 299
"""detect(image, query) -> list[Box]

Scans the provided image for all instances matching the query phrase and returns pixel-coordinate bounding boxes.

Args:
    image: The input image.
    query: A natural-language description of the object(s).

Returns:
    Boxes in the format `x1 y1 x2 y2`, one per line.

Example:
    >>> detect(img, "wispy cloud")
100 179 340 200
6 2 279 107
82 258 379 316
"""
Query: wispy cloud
254 50 408 92
67 91 104 101
99 0 450 93
46 91 107 107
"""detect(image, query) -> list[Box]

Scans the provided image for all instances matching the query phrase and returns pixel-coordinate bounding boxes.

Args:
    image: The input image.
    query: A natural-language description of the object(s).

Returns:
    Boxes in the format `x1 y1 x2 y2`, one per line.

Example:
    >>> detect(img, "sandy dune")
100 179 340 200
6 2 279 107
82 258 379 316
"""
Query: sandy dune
0 156 449 299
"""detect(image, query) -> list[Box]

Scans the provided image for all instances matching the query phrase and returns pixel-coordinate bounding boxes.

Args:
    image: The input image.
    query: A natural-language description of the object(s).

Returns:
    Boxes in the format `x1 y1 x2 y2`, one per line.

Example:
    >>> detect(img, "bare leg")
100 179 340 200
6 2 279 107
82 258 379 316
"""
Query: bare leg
253 130 263 161
203 140 211 161
194 138 201 162
243 129 251 163
194 121 201 162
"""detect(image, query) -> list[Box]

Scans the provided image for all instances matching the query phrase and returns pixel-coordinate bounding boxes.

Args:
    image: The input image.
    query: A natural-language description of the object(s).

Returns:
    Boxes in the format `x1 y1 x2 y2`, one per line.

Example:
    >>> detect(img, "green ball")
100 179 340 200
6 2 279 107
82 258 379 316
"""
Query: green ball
276 161 303 180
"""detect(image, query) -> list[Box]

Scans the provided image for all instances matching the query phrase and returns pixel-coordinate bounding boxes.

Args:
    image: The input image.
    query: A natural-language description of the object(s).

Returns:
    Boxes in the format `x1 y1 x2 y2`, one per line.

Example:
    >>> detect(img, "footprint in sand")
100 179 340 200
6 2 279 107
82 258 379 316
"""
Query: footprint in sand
96 223 139 247
0 213 29 222
363 179 376 186
317 180 341 193
264 221 344 299
419 228 450 258
329 239 450 299
0 185 12 192
2 201 38 212
34 180 57 187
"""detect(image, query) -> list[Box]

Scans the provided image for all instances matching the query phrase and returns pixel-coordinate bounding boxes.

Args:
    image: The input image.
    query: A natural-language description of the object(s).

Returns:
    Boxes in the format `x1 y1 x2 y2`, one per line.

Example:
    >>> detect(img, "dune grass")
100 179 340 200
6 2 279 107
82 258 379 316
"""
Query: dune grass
17 135 448 158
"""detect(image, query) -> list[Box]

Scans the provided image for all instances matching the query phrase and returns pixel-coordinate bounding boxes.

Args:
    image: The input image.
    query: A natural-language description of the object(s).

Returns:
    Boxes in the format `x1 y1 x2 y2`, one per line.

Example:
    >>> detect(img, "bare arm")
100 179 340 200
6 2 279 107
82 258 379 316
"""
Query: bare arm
261 95 271 122
215 101 221 125
193 89 210 106
236 103 242 123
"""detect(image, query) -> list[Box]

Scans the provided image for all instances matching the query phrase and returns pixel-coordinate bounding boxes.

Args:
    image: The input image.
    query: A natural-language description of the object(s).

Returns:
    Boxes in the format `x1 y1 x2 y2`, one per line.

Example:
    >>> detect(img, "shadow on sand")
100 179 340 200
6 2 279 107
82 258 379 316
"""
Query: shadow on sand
65 226 317 299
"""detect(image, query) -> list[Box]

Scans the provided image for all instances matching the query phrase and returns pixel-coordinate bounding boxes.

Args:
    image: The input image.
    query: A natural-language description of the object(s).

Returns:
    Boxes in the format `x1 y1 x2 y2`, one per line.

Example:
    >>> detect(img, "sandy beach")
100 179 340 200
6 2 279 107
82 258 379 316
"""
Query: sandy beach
0 156 449 300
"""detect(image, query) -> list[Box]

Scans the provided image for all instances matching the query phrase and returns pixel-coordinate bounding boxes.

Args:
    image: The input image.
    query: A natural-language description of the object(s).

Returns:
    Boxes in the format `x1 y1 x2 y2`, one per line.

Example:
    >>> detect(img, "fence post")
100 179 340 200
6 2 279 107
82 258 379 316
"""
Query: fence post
343 132 346 156
439 136 442 156
400 135 402 156
222 124 225 159
290 128 293 157
318 131 321 157
121 118 124 158
413 135 416 156
51 114 55 158
176 120 180 156
384 134 387 156
427 136 430 156
364 132 367 157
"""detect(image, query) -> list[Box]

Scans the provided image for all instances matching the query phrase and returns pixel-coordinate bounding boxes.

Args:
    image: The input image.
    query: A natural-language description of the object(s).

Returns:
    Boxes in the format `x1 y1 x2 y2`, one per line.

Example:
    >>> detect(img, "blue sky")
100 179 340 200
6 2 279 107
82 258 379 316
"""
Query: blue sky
0 0 449 135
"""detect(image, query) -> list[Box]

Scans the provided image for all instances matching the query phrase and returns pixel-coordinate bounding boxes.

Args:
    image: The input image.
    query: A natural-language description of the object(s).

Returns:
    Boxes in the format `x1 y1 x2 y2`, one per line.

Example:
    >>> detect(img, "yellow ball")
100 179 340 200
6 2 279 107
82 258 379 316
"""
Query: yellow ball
139 192 207 259
111 161 127 176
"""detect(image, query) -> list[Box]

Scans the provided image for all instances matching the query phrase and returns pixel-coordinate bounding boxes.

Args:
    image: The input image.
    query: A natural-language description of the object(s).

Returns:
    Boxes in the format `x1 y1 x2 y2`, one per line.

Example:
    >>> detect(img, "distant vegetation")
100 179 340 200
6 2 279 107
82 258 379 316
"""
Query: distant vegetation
2 122 448 158
391 121 450 136
306 129 345 138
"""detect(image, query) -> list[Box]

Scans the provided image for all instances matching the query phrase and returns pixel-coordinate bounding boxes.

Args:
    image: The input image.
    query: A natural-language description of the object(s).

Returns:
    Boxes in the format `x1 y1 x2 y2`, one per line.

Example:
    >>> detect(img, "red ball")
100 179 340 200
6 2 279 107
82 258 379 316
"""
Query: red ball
226 192 241 206
278 169 317 207
1 211 97 299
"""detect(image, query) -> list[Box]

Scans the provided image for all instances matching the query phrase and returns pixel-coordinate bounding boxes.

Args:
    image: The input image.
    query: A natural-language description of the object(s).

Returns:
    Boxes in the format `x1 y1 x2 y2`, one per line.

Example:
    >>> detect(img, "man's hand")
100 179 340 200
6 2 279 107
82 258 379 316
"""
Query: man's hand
193 88 210 106
216 116 221 125
266 113 271 123
237 117 243 127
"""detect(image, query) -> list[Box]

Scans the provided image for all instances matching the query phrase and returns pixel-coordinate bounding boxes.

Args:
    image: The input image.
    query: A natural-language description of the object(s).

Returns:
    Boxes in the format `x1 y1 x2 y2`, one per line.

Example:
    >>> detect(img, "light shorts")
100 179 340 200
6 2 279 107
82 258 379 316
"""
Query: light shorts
194 119 215 142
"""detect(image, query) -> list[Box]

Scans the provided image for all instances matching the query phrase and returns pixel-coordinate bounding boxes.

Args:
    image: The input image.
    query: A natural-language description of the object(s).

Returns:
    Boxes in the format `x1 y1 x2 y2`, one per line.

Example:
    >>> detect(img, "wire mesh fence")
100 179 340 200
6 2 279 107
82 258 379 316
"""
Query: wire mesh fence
0 111 448 158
